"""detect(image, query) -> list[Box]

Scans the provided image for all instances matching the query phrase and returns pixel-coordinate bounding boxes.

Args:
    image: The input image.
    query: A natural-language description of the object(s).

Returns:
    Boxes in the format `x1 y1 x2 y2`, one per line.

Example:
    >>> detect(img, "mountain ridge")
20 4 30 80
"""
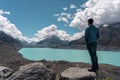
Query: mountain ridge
69 23 120 47
36 35 69 48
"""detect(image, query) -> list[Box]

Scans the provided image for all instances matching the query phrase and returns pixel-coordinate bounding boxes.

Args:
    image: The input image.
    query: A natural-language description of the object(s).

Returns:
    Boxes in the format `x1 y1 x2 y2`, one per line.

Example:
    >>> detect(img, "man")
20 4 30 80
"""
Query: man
85 18 99 72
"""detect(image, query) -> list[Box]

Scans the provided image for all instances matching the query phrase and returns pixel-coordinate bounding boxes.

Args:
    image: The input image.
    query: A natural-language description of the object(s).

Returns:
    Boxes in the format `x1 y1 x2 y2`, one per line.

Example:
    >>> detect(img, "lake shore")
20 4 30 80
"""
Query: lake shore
0 44 120 80
2 58 120 80
20 48 120 66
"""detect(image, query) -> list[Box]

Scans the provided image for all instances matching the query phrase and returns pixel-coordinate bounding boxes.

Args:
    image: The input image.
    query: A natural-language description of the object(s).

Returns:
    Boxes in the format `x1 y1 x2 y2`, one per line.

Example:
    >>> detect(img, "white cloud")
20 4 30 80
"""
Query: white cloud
0 15 23 40
0 9 85 43
70 0 120 30
71 31 85 40
35 24 70 41
35 24 83 41
57 16 69 23
0 10 33 43
76 8 82 12
80 4 86 8
63 7 67 11
54 12 74 24
70 4 77 9
0 10 10 15
0 10 83 43
53 14 60 17
54 4 78 25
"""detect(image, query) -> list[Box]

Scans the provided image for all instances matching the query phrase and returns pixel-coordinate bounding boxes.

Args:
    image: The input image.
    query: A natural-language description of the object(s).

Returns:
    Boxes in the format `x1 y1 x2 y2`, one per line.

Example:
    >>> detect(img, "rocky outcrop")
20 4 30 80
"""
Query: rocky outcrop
6 63 97 80
0 61 119 80
7 62 53 80
0 66 13 80
61 67 97 80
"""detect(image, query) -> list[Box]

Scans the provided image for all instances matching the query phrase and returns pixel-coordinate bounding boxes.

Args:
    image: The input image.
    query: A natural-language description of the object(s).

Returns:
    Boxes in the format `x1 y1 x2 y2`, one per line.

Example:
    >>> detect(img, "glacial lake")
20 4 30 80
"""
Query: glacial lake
19 48 120 66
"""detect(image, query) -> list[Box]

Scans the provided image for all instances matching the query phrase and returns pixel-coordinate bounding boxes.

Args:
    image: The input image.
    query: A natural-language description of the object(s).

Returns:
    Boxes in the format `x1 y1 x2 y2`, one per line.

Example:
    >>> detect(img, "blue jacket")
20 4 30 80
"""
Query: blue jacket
85 25 99 43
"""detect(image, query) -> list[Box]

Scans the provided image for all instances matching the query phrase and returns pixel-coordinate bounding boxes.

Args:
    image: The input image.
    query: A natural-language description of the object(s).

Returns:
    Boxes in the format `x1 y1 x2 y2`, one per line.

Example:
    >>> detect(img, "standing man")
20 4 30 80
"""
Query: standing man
85 18 99 72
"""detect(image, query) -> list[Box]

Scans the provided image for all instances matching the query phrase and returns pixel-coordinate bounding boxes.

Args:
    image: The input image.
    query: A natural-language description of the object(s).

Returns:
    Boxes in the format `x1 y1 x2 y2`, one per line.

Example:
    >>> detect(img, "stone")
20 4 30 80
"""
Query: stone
61 67 97 80
7 62 52 80
0 66 13 78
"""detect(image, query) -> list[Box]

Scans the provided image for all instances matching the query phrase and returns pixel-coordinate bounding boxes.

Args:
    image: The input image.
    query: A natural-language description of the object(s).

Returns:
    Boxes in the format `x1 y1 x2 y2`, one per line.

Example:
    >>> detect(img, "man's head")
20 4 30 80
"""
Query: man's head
88 18 94 25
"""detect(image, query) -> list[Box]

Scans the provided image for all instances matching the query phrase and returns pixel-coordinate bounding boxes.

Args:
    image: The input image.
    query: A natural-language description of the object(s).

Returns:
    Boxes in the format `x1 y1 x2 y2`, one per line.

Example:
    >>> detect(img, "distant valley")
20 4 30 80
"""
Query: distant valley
0 23 120 50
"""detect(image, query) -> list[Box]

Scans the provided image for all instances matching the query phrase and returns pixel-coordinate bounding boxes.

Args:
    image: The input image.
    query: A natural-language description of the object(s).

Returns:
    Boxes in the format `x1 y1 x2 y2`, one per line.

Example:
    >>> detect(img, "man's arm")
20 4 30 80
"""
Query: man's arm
97 28 99 40
85 28 88 43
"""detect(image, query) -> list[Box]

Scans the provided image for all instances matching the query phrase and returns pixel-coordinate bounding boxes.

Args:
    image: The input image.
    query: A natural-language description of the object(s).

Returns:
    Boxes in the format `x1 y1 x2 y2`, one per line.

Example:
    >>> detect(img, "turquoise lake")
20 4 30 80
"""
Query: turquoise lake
19 48 120 66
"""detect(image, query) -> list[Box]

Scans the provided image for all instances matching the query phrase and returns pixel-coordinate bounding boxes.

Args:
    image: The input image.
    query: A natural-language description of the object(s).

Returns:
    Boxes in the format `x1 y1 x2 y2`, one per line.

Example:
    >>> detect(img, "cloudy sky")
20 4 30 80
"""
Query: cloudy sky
0 0 120 42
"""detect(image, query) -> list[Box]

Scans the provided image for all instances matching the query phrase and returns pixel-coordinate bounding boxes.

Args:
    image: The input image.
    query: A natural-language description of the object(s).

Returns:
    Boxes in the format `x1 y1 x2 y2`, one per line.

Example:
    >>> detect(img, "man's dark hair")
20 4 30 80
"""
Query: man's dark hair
88 18 94 24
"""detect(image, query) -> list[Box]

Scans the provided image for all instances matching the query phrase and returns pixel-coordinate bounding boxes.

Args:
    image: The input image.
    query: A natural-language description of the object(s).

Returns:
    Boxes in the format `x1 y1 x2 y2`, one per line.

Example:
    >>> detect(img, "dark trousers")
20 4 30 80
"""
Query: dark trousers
87 42 98 70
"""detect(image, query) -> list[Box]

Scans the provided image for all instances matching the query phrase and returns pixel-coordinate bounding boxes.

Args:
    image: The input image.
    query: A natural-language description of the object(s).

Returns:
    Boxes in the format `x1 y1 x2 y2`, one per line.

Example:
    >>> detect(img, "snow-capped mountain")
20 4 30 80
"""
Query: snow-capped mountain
36 35 69 47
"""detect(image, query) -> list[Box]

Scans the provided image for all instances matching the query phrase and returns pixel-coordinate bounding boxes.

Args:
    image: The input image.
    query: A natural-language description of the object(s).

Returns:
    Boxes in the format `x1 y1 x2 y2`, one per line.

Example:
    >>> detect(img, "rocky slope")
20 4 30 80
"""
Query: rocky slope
0 31 22 50
98 23 120 46
0 31 32 71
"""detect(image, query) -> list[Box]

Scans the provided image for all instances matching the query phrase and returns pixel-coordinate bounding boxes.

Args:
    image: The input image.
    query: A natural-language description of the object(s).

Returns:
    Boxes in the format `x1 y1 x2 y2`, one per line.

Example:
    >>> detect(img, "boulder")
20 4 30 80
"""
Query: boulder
61 67 97 80
7 62 52 80
0 66 12 78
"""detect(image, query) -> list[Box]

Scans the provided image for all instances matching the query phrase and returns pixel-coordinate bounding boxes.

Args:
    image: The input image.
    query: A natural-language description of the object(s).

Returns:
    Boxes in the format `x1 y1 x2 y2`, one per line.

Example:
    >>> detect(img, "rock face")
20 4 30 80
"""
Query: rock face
61 67 96 80
98 23 120 46
0 31 22 50
0 31 30 71
0 66 13 79
7 62 52 80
